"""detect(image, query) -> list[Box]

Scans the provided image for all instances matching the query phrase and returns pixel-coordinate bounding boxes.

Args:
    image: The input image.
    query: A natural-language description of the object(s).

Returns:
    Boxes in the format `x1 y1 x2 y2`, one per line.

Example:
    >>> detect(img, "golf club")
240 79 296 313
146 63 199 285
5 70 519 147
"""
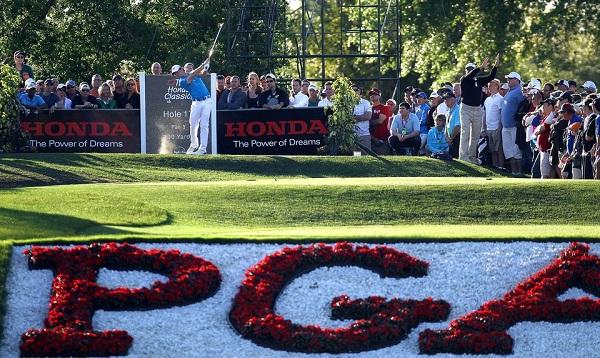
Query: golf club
203 23 224 71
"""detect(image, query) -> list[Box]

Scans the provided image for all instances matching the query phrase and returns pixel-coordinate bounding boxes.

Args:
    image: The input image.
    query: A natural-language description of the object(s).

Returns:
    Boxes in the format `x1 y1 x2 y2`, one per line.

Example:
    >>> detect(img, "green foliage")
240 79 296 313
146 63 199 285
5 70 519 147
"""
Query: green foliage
0 64 27 153
2 1 600 98
328 77 358 155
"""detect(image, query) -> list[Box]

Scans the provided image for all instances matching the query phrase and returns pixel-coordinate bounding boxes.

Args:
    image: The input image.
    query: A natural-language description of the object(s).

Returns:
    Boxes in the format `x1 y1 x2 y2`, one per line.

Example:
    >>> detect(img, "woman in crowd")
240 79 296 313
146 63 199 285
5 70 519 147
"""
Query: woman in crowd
97 82 117 109
151 62 162 75
542 83 555 99
246 72 262 108
118 78 140 109
13 51 34 82
533 98 557 178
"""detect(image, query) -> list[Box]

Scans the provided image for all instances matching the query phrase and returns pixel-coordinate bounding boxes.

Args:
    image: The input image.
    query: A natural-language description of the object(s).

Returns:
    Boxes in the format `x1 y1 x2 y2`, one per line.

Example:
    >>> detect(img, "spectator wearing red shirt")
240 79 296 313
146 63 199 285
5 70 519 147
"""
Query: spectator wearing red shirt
369 88 393 155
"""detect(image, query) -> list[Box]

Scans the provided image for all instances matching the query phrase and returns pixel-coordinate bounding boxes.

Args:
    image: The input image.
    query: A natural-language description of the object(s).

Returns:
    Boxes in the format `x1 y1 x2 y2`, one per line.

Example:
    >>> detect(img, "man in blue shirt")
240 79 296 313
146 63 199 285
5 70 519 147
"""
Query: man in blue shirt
427 114 450 159
388 102 421 155
171 61 211 155
501 71 525 174
444 92 461 158
414 92 431 154
18 82 47 116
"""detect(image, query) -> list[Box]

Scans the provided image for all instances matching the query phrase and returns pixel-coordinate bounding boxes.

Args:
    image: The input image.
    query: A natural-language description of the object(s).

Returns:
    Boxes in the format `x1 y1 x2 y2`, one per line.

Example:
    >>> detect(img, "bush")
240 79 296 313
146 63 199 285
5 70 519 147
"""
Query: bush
326 77 358 155
0 64 28 153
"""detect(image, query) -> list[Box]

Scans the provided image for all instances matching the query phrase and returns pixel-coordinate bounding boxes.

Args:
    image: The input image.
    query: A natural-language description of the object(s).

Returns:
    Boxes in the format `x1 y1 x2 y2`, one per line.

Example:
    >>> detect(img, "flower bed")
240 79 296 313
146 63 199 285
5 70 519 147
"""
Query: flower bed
2 242 600 357
229 242 450 353
20 243 221 357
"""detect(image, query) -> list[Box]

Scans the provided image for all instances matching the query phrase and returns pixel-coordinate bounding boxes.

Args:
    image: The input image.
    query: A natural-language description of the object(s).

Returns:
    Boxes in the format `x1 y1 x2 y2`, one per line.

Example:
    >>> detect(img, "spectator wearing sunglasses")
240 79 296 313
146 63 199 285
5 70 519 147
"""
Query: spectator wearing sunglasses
72 83 98 109
54 84 72 110
65 80 79 101
257 74 289 109
18 81 47 115
118 78 140 109
13 50 34 83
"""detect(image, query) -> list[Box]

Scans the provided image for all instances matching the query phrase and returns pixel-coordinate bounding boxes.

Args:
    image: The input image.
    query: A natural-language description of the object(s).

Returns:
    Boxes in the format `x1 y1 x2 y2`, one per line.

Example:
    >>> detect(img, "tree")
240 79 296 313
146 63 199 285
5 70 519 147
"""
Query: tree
0 65 28 152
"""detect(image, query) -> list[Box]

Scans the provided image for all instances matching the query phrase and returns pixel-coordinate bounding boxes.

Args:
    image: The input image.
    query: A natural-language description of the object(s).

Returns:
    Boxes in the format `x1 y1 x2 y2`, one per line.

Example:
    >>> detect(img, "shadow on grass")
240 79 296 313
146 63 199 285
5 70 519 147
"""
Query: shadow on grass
1 153 506 189
0 207 129 241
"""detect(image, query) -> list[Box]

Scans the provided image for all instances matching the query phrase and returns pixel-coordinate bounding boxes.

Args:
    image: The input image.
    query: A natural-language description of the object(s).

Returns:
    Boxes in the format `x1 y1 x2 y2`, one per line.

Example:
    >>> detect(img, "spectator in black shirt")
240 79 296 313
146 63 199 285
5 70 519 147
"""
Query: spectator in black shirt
458 54 500 164
118 78 140 109
257 74 289 109
72 83 98 109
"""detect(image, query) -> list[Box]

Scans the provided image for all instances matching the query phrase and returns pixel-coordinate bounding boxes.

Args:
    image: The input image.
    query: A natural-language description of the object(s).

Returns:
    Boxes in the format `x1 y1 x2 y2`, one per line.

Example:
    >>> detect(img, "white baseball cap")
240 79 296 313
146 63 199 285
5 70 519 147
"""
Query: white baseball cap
527 79 542 90
465 63 476 70
505 72 521 81
500 83 510 90
581 80 597 91
170 65 182 75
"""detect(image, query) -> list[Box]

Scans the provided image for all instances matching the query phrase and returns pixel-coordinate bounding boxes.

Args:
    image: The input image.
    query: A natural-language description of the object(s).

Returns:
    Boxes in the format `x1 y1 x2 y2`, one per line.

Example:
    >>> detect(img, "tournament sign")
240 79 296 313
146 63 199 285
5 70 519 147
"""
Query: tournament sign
140 73 216 154
20 109 140 153
217 107 329 155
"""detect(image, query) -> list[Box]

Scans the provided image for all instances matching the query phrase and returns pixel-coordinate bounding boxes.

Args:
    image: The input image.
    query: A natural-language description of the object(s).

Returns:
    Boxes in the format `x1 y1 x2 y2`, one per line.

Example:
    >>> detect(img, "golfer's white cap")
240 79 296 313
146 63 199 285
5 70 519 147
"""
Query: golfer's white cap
170 65 182 75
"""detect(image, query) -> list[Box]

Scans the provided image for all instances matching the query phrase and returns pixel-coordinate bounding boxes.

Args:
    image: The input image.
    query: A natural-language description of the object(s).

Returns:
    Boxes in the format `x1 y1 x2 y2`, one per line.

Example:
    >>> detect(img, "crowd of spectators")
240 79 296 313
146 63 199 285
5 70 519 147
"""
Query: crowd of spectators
387 59 600 180
13 51 140 116
13 51 600 179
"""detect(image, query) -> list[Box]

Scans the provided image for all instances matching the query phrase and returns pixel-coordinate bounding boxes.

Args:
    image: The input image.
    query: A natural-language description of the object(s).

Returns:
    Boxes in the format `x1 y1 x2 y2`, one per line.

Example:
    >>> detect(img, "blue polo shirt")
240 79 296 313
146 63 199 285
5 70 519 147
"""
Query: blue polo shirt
18 92 46 108
427 127 449 154
501 85 525 128
390 112 419 135
445 104 460 136
415 102 431 134
178 75 209 100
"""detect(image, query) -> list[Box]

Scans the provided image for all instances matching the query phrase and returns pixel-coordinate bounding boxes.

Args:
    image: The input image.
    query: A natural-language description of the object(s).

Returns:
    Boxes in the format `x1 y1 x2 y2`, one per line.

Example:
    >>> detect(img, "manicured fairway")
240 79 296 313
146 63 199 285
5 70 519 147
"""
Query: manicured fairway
1 177 599 243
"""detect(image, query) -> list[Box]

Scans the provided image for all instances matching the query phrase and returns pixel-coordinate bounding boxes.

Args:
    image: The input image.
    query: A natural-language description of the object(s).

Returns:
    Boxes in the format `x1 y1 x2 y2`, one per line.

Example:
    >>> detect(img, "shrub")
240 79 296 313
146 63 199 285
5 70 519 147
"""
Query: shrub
0 64 28 153
326 77 358 155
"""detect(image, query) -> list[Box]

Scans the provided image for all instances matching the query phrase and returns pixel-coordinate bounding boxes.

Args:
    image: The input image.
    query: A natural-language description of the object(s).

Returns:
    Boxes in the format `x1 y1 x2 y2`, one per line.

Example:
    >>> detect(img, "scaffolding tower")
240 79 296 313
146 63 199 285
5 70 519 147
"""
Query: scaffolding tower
225 0 401 97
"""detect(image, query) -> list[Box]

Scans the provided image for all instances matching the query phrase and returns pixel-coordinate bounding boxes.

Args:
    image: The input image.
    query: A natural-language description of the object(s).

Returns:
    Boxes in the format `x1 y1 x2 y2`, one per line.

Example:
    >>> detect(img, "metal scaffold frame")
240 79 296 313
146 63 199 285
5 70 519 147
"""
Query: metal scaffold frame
226 0 401 98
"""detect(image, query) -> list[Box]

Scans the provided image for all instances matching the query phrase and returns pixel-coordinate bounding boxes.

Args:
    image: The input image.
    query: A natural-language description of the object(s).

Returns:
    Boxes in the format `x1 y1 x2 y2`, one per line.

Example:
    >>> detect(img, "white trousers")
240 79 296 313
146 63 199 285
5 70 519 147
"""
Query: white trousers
189 98 212 153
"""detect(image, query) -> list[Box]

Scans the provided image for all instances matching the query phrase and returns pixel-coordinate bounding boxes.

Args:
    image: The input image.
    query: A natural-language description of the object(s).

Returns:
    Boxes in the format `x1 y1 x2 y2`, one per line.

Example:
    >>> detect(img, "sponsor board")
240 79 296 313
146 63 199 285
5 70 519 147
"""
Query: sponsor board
142 74 214 154
20 110 140 153
3 242 600 357
217 107 329 155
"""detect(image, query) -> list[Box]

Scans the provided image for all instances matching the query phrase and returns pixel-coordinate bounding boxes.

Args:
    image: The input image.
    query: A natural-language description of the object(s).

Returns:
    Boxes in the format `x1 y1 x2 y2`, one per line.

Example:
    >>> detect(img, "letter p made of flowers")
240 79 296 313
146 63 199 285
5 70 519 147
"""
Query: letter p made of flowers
20 243 221 357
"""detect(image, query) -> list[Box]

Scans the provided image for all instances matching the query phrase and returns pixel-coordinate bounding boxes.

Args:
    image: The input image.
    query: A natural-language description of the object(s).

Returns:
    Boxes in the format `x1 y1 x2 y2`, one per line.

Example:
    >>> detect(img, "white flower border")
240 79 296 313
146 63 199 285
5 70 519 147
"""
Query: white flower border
2 242 600 357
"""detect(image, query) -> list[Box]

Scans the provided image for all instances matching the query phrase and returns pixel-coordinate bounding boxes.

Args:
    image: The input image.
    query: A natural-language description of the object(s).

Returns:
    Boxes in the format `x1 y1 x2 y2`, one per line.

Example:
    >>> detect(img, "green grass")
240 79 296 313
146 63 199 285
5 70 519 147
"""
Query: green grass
2 178 599 242
0 153 502 188
0 154 598 345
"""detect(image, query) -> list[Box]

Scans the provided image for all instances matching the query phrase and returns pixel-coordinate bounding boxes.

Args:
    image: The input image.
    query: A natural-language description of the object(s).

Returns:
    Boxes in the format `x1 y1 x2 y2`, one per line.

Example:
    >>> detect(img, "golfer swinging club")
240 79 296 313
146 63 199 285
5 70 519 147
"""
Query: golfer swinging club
170 59 211 155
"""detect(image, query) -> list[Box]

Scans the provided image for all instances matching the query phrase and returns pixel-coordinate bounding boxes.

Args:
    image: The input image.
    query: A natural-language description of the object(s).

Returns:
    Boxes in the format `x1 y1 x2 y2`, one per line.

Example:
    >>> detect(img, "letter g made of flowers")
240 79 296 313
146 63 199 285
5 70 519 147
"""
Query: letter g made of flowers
229 242 450 353
20 243 221 357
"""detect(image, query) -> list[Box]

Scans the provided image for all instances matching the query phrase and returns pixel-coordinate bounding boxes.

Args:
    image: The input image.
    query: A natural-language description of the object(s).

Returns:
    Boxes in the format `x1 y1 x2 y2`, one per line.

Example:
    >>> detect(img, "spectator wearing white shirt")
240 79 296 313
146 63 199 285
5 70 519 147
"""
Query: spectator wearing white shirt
483 79 504 168
352 84 372 154
289 79 309 108
318 81 334 107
